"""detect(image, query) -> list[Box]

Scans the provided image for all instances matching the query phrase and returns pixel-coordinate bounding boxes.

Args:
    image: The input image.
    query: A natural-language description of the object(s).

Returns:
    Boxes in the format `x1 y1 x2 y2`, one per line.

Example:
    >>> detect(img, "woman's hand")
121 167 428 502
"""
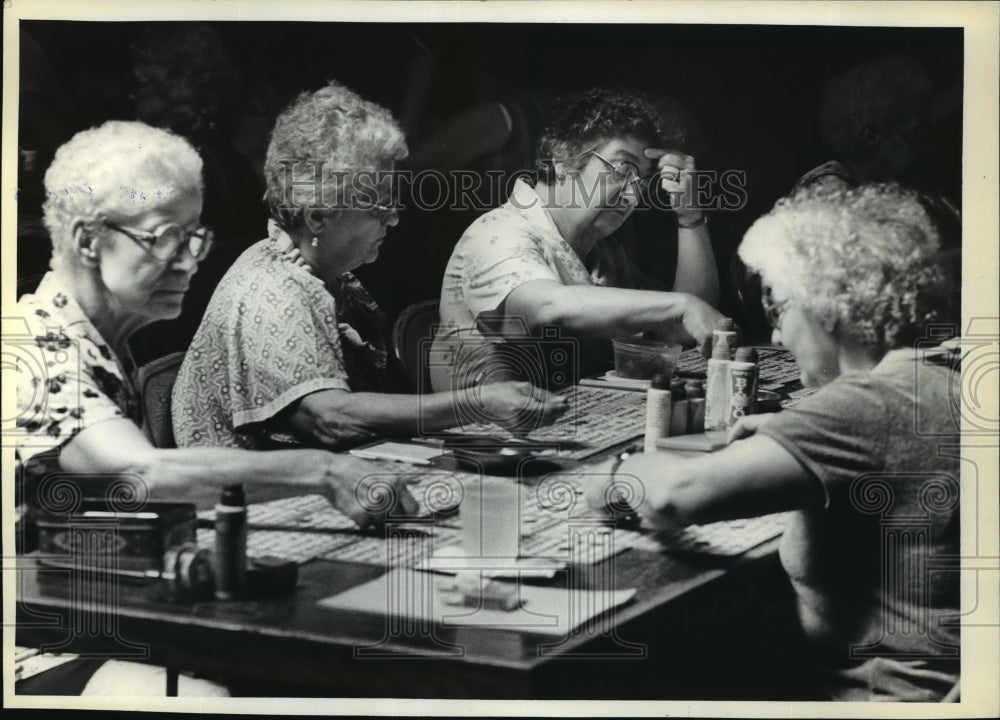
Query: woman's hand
644 148 703 224
580 456 642 526
317 454 419 531
476 381 570 435
675 294 726 358
727 414 774 444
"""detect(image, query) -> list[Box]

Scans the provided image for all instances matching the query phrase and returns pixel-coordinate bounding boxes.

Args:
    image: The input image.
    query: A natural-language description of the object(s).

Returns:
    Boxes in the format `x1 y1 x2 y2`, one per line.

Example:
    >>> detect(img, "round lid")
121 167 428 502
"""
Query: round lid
650 373 672 390
221 483 246 506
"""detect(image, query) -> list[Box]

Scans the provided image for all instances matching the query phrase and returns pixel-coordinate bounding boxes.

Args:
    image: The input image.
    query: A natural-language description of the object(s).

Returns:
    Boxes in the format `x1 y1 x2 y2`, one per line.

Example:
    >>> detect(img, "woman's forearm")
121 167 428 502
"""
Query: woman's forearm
287 389 468 445
504 280 692 339
672 224 720 307
613 435 822 529
137 446 335 491
57 419 379 517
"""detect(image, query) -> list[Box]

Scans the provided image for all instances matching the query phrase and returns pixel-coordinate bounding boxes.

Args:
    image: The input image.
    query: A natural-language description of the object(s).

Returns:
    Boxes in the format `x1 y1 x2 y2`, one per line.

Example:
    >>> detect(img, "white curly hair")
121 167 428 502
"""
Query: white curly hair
42 120 203 266
739 182 949 352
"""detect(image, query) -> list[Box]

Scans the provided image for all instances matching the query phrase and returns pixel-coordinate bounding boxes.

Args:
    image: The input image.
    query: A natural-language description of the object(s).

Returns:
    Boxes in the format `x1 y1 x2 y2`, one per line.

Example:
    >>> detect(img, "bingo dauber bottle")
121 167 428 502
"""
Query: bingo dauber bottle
644 373 673 452
705 319 737 430
728 346 760 427
213 483 248 600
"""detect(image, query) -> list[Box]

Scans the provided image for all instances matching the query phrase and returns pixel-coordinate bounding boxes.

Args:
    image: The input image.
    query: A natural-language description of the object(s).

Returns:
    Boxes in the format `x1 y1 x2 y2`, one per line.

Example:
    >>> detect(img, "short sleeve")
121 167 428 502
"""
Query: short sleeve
460 211 564 318
224 272 351 429
172 244 355 448
15 315 134 467
758 375 888 506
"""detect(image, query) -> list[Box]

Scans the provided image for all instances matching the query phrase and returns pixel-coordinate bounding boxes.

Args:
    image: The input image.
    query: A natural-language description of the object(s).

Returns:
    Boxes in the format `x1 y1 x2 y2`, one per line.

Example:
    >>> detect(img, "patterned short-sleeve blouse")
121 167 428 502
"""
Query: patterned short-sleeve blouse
430 178 646 390
171 227 388 449
15 272 140 477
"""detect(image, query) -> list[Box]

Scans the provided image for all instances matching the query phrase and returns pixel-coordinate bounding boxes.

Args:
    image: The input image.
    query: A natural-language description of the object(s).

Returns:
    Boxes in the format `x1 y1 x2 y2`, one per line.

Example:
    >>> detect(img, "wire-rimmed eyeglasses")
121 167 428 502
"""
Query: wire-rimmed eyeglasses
585 150 657 195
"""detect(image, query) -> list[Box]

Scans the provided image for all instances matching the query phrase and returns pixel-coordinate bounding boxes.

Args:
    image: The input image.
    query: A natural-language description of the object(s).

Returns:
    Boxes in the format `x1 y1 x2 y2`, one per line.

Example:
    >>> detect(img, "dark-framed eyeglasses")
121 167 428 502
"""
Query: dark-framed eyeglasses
761 286 791 329
102 218 214 262
585 150 657 194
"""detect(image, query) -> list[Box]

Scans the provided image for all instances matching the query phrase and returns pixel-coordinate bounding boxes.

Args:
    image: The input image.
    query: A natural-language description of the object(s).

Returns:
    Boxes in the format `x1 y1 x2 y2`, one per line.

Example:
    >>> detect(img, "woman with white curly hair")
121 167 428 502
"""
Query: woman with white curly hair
17 120 414 531
15 120 420 696
587 182 960 701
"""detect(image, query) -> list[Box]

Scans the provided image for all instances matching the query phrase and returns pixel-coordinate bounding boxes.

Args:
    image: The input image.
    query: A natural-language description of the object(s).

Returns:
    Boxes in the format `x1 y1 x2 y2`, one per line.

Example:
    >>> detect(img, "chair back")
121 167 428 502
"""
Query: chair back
391 300 440 393
135 352 186 448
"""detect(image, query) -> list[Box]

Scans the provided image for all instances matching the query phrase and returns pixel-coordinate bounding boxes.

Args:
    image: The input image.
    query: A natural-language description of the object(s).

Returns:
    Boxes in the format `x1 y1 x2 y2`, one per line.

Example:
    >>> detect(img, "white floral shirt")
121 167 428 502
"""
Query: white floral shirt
431 178 645 390
15 272 140 475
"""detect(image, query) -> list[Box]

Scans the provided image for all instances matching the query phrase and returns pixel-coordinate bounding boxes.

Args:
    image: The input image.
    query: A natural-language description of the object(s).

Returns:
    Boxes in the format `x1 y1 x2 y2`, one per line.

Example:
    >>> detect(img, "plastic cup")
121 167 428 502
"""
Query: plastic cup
461 479 520 558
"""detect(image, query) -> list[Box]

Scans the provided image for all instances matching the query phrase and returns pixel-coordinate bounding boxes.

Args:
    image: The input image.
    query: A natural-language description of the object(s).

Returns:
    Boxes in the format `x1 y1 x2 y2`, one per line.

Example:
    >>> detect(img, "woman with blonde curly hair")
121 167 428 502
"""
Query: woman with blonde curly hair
587 182 960 701
172 81 567 450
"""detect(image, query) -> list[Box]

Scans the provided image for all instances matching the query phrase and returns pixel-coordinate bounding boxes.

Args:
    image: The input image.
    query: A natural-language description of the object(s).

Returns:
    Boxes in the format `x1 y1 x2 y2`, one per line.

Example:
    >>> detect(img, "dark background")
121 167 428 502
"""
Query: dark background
17 21 963 352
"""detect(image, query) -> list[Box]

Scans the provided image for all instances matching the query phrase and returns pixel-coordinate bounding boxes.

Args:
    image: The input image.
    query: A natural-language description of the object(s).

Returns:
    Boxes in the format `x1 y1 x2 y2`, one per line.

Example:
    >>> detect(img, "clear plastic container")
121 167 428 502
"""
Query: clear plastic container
612 339 682 380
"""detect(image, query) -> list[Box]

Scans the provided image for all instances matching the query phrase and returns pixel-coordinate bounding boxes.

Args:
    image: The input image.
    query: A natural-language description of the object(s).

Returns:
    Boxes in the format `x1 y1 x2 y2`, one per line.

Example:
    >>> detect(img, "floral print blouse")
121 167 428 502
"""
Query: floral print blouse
171 228 388 450
430 178 643 390
15 272 140 475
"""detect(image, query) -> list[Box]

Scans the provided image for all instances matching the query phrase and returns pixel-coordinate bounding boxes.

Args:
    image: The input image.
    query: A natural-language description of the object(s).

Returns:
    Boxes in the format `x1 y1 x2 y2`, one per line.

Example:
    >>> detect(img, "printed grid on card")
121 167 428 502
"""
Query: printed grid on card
198 471 790 567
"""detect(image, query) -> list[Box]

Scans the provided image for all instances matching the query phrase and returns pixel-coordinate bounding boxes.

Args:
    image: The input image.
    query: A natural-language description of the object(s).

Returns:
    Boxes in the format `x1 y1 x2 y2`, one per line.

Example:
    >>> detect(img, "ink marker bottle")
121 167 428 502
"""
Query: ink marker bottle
705 320 735 430
714 318 738 359
644 373 673 452
669 378 689 436
213 483 248 600
728 347 760 427
685 379 706 434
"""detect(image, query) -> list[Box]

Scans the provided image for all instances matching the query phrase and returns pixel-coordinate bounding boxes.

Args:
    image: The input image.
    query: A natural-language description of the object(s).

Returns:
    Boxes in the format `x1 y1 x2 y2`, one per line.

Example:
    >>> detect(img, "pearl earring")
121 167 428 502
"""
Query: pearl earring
310 237 319 248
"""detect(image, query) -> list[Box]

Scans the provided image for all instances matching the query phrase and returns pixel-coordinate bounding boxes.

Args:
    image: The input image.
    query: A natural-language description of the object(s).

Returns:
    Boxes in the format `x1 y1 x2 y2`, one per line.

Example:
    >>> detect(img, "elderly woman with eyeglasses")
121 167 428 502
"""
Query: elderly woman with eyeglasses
430 87 724 391
16 120 415 531
172 81 567 451
587 183 960 701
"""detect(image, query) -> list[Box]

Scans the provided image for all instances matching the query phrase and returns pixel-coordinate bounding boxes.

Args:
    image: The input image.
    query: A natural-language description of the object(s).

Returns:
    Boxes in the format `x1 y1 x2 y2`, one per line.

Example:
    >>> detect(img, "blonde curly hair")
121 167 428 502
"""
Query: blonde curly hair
42 120 203 266
738 182 950 352
264 80 408 231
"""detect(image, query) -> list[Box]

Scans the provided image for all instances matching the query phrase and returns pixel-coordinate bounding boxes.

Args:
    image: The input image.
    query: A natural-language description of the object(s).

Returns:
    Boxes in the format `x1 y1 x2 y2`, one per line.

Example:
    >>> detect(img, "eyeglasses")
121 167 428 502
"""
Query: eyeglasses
761 286 790 329
354 198 401 224
102 218 214 262
585 150 656 194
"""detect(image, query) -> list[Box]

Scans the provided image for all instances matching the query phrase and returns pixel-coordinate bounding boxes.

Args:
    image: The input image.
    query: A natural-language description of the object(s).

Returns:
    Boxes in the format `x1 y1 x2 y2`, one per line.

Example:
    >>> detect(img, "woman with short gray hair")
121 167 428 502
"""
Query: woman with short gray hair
173 81 567 450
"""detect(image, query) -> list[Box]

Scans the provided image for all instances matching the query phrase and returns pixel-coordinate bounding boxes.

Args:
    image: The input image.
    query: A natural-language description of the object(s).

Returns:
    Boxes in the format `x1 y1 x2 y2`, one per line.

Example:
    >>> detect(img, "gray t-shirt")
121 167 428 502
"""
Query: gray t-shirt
760 347 960 699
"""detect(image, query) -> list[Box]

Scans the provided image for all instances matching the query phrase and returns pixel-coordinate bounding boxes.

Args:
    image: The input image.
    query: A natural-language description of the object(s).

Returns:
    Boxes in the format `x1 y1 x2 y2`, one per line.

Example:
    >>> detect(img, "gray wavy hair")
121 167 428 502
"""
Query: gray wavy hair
42 120 203 267
264 80 408 231
739 182 949 352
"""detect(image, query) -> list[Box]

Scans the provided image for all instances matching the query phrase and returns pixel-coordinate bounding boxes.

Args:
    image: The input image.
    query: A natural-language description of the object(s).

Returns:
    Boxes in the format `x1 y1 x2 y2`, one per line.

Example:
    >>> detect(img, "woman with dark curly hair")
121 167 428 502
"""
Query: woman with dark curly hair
587 182 961 701
431 87 723 390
